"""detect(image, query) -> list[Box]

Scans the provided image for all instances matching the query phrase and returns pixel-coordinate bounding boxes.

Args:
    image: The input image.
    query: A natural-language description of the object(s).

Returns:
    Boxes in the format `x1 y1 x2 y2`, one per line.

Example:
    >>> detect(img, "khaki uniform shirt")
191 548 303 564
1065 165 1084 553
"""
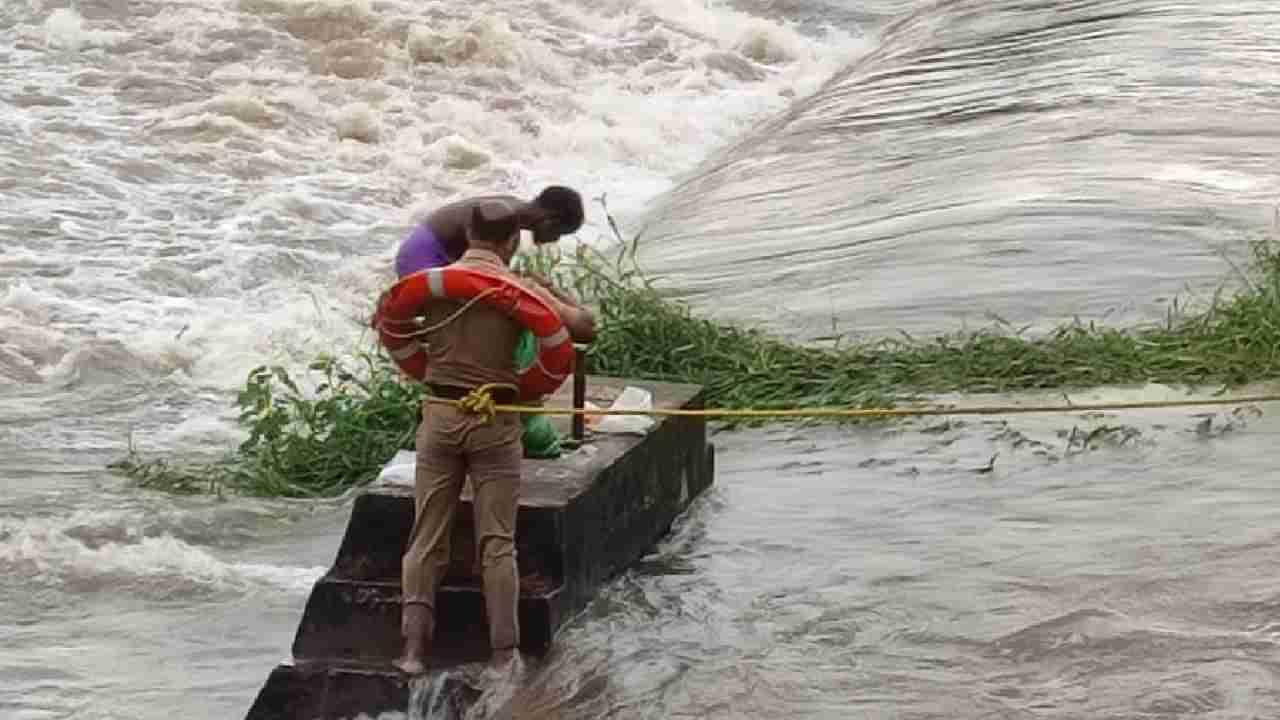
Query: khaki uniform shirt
419 249 539 390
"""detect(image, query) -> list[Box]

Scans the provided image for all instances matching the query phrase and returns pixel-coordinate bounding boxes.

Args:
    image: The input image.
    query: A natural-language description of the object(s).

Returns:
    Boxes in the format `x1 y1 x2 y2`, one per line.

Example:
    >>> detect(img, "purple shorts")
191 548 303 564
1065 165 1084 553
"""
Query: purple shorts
395 224 453 278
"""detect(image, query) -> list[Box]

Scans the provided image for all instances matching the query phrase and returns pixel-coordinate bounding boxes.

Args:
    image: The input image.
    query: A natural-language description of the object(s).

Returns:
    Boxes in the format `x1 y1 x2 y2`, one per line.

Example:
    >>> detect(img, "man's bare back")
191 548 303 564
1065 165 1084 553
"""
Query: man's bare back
395 186 586 277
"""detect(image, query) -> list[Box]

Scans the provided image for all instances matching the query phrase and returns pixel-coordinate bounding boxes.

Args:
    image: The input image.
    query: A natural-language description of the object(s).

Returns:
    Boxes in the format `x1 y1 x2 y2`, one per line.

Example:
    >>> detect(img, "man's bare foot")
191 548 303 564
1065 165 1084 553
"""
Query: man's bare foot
397 604 431 676
394 656 427 675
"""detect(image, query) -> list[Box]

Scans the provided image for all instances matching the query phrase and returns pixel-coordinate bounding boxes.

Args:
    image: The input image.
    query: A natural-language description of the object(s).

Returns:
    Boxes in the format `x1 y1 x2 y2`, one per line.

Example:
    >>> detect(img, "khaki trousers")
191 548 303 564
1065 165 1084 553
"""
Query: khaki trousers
401 400 523 652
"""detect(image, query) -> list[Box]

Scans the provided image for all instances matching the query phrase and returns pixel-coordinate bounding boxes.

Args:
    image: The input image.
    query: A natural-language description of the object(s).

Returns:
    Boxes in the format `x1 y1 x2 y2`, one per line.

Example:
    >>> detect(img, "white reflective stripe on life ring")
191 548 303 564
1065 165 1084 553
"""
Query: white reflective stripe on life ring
538 327 571 348
426 268 446 298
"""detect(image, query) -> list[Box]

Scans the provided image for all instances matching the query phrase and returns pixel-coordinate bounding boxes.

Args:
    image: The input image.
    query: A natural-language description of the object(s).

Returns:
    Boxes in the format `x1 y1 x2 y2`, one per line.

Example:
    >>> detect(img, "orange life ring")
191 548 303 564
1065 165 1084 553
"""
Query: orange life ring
372 266 574 399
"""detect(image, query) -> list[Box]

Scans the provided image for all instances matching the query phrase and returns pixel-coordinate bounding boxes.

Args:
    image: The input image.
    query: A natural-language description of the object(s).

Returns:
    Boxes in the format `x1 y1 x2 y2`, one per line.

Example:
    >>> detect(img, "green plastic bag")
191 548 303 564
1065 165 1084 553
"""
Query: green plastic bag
514 329 562 459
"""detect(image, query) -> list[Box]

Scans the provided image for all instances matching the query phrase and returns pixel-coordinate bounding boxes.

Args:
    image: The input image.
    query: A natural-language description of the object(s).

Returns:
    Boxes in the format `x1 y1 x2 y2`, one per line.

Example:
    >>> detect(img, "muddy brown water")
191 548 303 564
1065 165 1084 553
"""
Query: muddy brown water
5 0 1280 717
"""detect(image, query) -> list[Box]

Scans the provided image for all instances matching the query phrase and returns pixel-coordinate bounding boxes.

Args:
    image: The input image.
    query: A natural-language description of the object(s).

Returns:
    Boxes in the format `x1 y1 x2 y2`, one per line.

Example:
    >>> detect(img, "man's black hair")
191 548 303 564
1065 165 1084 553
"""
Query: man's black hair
470 206 519 244
534 185 584 234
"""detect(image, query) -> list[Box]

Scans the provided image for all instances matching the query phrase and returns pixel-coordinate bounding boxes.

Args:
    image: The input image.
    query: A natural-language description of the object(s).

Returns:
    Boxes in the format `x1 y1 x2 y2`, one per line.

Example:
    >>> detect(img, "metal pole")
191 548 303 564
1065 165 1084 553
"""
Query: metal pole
571 345 586 441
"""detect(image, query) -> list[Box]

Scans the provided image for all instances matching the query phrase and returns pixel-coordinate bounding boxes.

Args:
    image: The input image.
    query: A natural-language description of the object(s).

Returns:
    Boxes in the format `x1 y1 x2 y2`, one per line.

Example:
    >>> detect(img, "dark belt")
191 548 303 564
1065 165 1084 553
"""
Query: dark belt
427 383 517 405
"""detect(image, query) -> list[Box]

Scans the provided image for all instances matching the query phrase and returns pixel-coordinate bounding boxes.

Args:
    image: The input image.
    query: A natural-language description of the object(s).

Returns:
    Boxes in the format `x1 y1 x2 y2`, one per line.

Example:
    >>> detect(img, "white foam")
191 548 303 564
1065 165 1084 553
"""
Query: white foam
2 0 862 427
334 102 381 143
0 306 66 369
41 8 129 50
0 512 326 597
733 21 801 65
144 412 249 452
430 134 491 170
2 281 55 324
0 345 43 385
146 110 260 141
40 338 192 386
203 91 281 128
232 561 331 593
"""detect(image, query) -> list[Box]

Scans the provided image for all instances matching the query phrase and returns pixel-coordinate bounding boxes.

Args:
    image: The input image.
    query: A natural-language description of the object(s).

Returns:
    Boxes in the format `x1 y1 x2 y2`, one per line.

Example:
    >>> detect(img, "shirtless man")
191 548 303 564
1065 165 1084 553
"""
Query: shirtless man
395 186 585 278
395 203 595 676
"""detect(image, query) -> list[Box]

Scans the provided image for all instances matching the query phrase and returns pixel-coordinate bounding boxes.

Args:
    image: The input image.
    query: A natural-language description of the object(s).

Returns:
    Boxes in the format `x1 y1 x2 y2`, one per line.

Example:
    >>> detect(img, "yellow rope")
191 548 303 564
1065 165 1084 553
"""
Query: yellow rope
425 383 521 422
432 390 1280 421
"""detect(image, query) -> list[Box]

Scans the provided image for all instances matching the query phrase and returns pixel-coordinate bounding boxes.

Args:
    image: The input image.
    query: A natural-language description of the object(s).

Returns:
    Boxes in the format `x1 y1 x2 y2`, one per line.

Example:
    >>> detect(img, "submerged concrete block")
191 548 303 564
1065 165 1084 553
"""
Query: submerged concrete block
290 578 562 663
244 662 449 720
245 376 714 719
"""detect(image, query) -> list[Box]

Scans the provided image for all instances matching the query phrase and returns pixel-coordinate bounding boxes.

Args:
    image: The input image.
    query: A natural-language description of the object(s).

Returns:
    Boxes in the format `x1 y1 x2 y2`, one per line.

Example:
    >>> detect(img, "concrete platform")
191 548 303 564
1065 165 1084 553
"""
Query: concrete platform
244 375 715 719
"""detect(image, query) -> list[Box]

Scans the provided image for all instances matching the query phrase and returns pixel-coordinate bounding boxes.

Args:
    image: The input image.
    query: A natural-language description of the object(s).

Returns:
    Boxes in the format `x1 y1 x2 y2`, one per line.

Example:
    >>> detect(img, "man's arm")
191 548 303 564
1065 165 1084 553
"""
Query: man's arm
521 272 581 306
557 299 597 345
522 278 596 344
